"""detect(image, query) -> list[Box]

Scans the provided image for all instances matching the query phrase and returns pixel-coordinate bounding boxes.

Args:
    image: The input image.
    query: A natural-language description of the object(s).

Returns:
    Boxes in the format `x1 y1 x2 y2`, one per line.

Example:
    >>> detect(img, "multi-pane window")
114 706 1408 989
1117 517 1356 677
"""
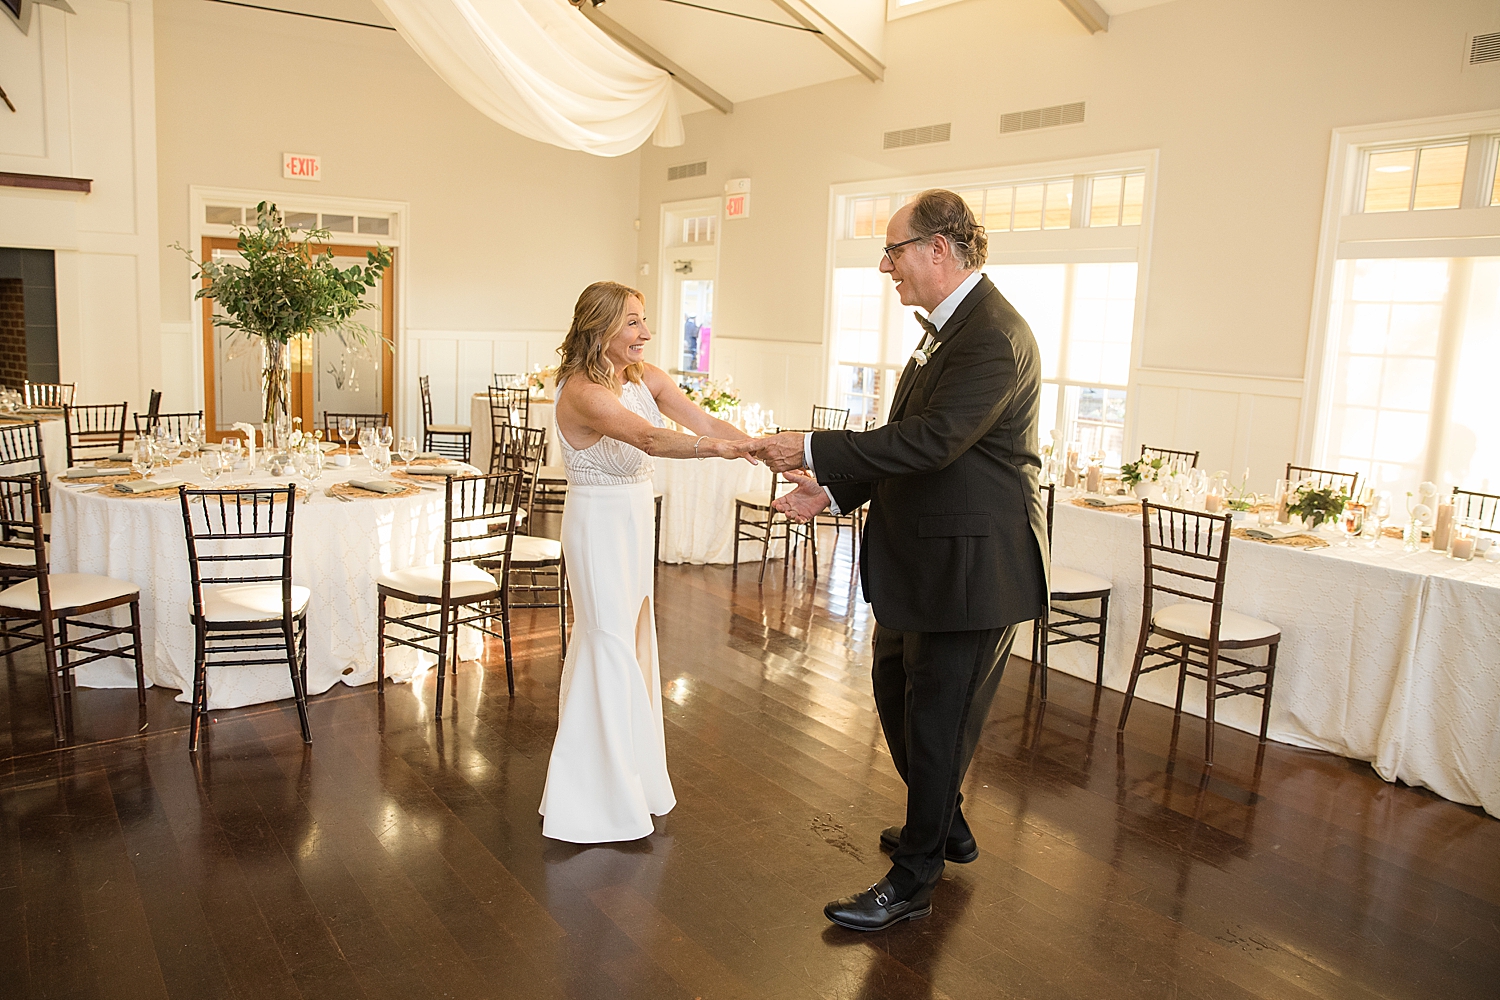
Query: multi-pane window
682 215 715 243
1362 141 1469 212
1492 143 1500 207
847 197 892 239
1088 173 1146 227
830 268 922 428
1324 258 1500 498
961 181 1073 232
986 262 1138 467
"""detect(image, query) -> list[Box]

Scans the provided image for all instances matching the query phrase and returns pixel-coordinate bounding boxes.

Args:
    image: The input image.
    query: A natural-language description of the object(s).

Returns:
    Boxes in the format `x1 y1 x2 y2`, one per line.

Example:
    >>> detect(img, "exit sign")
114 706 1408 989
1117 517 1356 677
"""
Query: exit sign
725 193 750 219
283 153 321 181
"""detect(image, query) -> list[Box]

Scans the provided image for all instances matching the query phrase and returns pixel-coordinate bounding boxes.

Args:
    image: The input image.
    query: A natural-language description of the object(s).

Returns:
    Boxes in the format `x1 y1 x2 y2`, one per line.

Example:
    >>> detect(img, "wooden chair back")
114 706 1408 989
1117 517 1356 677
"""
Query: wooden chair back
0 473 47 581
1452 487 1500 533
489 386 530 428
442 472 523 587
0 422 49 511
178 486 297 623
1286 463 1359 498
321 411 388 440
420 375 436 427
134 410 203 442
491 424 546 511
811 405 850 431
24 381 75 408
63 402 128 466
1138 500 1234 629
1141 444 1199 469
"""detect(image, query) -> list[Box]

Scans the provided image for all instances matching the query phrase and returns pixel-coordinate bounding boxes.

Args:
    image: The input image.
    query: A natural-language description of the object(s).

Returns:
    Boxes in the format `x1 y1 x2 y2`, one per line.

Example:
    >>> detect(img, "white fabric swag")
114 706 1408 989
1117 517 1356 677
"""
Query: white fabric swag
372 0 683 157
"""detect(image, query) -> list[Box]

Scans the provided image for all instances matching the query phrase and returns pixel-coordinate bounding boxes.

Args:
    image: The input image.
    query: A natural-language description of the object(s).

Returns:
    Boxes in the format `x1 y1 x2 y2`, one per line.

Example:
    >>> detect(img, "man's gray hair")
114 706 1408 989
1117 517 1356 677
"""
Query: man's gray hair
906 189 988 271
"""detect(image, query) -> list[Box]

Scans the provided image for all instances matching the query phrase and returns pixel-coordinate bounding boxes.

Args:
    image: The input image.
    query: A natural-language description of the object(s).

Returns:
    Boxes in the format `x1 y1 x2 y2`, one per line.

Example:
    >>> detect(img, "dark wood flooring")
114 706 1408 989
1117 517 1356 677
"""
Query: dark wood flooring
2 536 1497 999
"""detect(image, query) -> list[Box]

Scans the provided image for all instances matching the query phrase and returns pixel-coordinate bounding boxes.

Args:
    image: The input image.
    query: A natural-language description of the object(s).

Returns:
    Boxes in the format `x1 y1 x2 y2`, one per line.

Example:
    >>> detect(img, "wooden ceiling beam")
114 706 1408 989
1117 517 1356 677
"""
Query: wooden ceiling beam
1058 0 1109 34
767 0 884 82
575 3 734 114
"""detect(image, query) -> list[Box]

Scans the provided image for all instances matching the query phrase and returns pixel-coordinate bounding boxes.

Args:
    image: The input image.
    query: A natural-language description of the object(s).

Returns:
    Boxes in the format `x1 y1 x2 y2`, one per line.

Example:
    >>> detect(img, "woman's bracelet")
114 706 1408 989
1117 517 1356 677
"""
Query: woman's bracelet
694 435 707 459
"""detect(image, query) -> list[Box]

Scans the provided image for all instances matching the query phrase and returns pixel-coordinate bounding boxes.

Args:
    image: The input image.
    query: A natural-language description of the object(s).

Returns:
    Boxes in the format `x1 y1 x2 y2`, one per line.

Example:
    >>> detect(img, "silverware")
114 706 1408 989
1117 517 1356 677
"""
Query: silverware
67 484 102 493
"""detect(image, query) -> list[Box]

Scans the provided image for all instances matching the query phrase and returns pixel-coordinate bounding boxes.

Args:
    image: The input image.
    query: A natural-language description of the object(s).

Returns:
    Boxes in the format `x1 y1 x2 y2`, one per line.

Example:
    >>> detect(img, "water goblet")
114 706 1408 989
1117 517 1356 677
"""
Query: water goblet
300 446 324 488
132 439 156 478
159 432 182 466
1341 503 1364 547
1367 492 1391 548
338 416 356 452
398 436 418 468
369 444 392 475
199 449 225 483
376 425 394 449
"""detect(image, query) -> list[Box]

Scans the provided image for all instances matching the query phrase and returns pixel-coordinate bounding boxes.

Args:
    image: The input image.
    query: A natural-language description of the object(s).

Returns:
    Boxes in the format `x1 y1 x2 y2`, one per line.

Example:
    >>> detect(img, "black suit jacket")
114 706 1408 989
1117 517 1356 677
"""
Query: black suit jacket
811 275 1049 633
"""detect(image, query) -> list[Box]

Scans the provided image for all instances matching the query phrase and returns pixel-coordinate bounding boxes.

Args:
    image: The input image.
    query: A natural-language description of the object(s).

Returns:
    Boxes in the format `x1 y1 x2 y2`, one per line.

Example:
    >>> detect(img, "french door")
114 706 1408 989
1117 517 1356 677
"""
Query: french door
200 238 395 442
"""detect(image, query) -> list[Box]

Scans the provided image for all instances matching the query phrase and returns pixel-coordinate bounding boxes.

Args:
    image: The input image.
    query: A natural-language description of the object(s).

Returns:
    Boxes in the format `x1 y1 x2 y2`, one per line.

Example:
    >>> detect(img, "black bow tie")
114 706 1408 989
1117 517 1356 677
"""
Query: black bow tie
915 313 938 340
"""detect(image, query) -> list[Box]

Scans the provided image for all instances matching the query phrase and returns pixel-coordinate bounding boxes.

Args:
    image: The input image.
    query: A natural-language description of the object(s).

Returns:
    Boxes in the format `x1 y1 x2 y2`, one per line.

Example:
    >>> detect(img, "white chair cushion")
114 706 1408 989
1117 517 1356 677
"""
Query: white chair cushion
377 562 499 600
1152 602 1279 644
201 583 311 622
0 573 138 612
1051 565 1111 598
510 534 562 564
426 424 471 434
0 545 40 567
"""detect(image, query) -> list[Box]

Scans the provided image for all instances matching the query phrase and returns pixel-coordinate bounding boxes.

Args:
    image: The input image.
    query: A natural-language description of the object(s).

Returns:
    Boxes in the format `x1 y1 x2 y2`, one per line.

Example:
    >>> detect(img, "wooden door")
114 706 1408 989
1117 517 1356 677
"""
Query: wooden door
200 238 395 442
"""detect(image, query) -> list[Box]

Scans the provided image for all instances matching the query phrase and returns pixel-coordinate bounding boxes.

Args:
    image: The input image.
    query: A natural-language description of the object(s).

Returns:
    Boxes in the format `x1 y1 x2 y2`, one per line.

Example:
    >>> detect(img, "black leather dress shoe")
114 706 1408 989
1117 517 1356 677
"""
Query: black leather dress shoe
879 824 979 864
824 878 933 931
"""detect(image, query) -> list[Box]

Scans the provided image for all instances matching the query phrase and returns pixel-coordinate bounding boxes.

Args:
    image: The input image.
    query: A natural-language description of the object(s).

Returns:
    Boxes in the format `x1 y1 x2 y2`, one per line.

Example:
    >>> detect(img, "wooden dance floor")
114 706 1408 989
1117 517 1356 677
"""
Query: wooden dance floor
2 542 1497 999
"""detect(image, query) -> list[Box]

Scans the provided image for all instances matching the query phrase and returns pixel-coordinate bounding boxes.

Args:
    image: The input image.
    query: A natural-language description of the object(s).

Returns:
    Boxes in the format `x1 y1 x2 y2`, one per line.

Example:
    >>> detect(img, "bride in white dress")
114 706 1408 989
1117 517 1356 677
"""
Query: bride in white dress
540 281 752 843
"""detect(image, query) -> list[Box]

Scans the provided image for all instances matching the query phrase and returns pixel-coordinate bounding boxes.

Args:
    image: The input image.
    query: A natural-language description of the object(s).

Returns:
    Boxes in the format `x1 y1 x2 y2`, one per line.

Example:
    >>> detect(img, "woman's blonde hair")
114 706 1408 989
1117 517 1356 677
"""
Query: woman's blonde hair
556 281 647 390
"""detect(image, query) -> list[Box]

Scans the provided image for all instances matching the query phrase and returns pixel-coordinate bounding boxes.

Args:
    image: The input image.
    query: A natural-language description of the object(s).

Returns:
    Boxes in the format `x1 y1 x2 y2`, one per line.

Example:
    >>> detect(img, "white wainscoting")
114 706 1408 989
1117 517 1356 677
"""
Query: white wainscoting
1129 367 1304 492
159 321 196 412
709 338 825 430
403 329 565 441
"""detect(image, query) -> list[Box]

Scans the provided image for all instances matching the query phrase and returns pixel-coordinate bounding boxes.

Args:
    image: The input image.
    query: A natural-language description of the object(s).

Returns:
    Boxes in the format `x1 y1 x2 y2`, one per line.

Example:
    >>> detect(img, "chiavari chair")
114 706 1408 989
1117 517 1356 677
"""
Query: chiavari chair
1030 483 1112 702
63 402 128 466
1285 463 1359 498
1141 444 1200 469
419 375 471 461
733 471 817 584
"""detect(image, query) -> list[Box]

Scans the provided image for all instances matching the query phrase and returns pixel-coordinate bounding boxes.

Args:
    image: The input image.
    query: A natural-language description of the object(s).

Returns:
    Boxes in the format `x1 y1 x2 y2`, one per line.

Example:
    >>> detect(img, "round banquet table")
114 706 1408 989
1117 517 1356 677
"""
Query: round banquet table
1041 495 1500 817
49 460 482 710
653 456 775 565
470 394 557 472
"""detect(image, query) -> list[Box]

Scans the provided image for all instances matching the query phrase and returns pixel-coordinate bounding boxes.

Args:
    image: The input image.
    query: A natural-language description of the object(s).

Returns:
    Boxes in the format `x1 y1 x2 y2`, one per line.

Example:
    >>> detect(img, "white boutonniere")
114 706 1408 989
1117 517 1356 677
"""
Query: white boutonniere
912 341 943 367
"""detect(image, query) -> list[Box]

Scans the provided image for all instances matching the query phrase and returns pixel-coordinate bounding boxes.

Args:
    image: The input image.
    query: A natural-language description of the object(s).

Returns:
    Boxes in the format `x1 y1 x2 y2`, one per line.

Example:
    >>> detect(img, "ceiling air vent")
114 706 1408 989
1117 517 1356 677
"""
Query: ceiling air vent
883 123 951 150
1471 32 1500 65
667 160 707 181
999 101 1085 135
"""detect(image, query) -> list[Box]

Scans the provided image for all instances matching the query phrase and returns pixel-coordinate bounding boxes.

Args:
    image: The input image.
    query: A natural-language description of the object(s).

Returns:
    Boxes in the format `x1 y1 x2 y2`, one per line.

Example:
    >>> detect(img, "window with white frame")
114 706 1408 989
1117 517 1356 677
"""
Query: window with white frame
827 158 1153 464
1313 118 1500 501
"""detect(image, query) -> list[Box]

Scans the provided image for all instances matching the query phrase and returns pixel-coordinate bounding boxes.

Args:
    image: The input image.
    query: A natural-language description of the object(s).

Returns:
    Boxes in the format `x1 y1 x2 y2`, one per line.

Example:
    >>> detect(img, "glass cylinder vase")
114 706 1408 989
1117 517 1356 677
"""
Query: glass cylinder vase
261 339 292 454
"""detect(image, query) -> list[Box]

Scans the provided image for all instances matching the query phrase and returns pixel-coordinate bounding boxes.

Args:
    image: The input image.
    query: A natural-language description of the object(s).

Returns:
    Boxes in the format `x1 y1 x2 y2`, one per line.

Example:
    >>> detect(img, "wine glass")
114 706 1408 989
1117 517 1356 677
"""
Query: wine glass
1186 468 1207 508
199 449 225 483
299 445 324 488
369 444 392 475
1367 492 1391 548
376 425 394 449
398 436 418 468
1340 503 1364 547
357 426 376 461
338 416 356 452
158 432 182 466
132 438 156 478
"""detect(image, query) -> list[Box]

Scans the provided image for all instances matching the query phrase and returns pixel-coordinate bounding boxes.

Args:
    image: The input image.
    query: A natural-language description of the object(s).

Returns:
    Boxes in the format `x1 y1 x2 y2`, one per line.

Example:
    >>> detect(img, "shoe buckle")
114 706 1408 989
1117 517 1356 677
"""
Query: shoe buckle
872 886 889 907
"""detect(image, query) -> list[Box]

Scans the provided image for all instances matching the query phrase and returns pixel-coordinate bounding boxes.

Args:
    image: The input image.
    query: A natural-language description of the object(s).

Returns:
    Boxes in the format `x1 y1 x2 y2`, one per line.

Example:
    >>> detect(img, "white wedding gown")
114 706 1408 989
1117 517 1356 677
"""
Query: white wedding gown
539 377 676 842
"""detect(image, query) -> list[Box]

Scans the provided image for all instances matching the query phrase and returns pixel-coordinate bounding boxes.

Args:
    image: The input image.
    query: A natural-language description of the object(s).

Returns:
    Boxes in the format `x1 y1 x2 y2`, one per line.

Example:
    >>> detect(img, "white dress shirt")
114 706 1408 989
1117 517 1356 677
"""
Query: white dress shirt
807 270 983 513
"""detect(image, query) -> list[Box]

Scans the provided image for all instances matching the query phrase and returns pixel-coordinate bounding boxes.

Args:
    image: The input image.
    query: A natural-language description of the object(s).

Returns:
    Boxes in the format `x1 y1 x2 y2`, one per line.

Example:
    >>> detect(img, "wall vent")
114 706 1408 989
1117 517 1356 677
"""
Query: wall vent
883 123 951 150
999 101 1086 134
667 160 708 181
1471 32 1500 65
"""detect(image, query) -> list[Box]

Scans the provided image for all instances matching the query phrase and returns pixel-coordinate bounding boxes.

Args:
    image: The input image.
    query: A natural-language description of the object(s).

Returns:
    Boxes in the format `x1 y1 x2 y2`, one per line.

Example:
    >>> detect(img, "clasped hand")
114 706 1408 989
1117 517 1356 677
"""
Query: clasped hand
730 431 807 473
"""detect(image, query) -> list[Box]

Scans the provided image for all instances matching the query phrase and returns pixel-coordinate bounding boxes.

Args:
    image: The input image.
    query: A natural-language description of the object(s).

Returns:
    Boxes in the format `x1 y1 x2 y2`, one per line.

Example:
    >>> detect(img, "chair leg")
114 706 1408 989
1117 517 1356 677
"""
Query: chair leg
39 614 65 743
1117 624 1152 733
1259 642 1279 743
1095 593 1110 688
129 600 146 707
1203 646 1219 767
498 587 514 697
189 626 206 752
732 506 741 578
759 513 773 584
285 620 312 744
57 617 70 694
434 604 451 720
376 592 387 693
1038 611 1049 703
1174 643 1189 715
808 520 819 580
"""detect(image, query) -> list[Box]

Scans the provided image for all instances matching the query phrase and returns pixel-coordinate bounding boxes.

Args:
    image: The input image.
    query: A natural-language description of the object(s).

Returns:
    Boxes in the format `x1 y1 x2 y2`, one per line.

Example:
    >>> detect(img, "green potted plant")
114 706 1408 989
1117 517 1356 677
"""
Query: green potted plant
179 203 391 452
1119 454 1167 502
1288 482 1349 528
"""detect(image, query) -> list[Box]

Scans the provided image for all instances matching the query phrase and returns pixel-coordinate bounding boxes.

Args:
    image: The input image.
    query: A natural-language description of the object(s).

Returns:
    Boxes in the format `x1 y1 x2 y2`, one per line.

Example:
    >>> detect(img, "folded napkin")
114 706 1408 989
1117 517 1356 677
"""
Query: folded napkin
94 452 134 463
64 466 134 479
413 452 443 460
405 463 467 477
1083 494 1139 507
347 479 404 494
114 478 186 494
1243 524 1309 541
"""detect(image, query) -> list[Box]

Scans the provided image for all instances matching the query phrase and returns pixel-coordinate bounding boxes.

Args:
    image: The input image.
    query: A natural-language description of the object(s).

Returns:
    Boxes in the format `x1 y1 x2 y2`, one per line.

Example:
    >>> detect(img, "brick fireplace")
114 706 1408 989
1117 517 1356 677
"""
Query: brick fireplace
0 249 59 390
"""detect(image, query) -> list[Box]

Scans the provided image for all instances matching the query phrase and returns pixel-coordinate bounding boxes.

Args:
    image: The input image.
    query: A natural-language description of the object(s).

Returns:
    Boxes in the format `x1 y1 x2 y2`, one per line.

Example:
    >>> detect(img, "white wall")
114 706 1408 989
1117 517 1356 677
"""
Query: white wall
634 0 1500 483
153 0 644 433
0 0 162 411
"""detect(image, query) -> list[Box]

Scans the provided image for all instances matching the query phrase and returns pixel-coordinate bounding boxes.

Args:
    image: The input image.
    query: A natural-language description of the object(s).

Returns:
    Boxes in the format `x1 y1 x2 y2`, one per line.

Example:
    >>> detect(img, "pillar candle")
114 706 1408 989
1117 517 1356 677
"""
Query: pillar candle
1450 535 1476 560
1205 492 1222 513
1085 463 1102 493
1430 502 1455 552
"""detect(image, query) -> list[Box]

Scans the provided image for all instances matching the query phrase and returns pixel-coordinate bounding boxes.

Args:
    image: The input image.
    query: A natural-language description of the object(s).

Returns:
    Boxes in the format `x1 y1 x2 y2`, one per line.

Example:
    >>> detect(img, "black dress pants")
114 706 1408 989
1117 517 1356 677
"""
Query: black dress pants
873 622 1018 895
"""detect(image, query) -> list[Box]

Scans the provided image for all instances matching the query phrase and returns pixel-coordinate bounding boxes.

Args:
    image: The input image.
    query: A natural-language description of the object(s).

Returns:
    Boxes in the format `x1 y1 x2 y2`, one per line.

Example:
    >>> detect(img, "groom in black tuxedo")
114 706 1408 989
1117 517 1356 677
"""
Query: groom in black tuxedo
744 189 1048 930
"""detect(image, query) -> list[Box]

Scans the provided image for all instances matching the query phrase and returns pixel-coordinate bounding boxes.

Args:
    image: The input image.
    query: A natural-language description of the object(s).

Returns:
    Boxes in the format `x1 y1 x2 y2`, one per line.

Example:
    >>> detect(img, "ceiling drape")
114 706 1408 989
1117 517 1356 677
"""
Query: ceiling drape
371 0 683 157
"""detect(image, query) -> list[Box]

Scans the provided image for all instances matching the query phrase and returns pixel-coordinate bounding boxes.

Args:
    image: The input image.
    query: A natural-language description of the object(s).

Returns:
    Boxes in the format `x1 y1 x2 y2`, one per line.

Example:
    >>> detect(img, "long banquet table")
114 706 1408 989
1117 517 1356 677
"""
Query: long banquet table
1044 498 1500 817
51 460 481 710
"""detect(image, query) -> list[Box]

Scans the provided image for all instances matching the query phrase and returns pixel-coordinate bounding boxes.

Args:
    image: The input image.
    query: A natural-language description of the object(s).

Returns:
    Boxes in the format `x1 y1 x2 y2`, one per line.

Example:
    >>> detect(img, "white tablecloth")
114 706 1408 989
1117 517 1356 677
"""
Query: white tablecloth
1045 499 1500 816
470 393 556 472
1 413 67 475
49 460 482 710
653 457 772 565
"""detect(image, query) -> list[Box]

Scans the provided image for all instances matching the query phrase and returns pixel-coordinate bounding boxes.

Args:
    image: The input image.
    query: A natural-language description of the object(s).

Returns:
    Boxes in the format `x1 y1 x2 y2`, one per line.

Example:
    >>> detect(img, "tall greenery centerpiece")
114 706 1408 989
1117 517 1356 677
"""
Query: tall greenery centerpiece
180 203 391 452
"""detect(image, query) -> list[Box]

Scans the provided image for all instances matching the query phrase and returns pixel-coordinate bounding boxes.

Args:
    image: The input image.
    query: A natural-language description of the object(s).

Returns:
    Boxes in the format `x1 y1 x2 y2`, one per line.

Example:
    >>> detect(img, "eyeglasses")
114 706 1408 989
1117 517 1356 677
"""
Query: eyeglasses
881 236 926 265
